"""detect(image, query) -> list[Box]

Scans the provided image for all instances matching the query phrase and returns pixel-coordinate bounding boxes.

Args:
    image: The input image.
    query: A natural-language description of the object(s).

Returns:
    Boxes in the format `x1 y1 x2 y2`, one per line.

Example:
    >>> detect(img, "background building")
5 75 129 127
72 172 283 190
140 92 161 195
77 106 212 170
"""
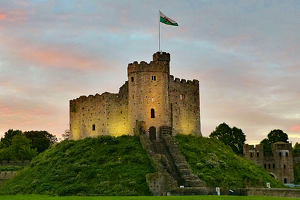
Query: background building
244 142 294 184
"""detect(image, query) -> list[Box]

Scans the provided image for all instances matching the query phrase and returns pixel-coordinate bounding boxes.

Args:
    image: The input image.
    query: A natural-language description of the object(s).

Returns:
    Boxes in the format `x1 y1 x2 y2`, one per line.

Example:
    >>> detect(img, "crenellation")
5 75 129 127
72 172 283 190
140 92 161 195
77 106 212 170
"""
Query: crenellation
70 51 201 140
171 77 197 85
244 142 294 184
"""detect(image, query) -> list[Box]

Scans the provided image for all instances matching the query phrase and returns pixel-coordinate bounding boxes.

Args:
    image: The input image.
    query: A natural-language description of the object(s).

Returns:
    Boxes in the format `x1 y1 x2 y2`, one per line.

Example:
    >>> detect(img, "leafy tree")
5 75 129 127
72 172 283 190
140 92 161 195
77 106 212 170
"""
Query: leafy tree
267 129 288 143
0 129 23 148
209 122 246 155
24 131 57 153
0 135 37 161
260 138 272 155
293 142 300 156
260 129 288 155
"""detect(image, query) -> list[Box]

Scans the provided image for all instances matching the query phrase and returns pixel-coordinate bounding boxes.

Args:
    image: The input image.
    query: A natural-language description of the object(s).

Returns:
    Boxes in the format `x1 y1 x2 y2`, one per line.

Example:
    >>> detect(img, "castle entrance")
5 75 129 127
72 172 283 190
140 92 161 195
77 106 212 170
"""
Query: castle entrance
149 126 156 140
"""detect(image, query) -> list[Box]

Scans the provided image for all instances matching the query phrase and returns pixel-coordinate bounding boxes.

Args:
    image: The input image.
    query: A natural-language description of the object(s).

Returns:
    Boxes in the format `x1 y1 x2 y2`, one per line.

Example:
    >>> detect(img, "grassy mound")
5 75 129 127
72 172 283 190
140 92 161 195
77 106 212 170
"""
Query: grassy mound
175 134 284 188
0 135 155 196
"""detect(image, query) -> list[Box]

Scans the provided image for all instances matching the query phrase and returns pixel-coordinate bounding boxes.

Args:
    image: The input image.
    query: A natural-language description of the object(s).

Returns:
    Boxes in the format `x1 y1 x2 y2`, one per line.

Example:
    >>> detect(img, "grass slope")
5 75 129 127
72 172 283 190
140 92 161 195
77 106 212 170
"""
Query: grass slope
0 136 155 196
175 134 284 188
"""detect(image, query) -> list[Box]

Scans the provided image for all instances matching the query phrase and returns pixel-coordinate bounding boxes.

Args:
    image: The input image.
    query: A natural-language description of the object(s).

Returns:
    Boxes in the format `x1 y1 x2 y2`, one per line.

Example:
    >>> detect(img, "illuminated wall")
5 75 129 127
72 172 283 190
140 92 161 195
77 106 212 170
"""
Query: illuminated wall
127 52 171 139
69 52 201 140
168 76 201 135
69 82 129 140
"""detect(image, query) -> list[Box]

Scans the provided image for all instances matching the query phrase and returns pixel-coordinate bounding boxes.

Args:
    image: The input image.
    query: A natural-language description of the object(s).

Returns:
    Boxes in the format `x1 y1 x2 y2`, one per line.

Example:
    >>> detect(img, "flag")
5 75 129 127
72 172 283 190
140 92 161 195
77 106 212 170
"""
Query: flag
159 11 178 26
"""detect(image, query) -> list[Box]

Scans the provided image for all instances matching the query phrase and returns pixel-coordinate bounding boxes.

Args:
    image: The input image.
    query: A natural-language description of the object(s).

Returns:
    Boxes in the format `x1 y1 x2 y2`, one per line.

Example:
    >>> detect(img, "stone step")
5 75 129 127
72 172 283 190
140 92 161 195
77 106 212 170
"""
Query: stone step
178 168 191 176
185 179 206 187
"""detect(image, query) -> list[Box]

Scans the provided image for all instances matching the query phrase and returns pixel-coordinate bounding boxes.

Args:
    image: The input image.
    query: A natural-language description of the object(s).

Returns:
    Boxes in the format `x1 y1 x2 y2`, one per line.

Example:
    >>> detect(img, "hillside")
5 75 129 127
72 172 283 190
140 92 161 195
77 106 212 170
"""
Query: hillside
175 134 284 188
0 134 285 196
0 136 155 196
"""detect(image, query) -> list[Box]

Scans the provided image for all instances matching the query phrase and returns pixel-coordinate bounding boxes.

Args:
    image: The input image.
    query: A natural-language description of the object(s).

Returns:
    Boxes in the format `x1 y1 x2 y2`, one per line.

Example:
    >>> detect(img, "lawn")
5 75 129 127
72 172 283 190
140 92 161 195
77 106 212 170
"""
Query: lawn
0 195 299 200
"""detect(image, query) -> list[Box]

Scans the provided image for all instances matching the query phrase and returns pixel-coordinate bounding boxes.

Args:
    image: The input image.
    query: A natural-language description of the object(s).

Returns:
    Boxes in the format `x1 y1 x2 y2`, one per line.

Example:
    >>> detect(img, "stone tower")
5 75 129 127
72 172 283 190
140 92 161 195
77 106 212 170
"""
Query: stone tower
128 52 172 139
69 52 201 140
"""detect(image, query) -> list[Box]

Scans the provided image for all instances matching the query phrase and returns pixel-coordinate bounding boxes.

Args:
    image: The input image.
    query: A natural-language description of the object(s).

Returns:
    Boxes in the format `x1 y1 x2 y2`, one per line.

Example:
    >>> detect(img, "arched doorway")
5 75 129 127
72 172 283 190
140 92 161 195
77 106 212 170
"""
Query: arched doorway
149 126 156 140
269 173 276 179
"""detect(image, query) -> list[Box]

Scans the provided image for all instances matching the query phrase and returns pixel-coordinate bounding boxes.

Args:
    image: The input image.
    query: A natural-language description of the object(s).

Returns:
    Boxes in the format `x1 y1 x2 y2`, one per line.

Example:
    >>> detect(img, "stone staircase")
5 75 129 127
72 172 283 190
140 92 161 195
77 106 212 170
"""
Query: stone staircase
138 125 207 196
161 134 206 188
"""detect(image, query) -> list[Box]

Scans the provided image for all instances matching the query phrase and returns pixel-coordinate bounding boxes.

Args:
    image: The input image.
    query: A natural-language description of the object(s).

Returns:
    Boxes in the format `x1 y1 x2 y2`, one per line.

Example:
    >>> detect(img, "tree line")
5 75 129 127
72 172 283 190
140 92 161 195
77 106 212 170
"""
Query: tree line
0 129 57 161
209 122 297 155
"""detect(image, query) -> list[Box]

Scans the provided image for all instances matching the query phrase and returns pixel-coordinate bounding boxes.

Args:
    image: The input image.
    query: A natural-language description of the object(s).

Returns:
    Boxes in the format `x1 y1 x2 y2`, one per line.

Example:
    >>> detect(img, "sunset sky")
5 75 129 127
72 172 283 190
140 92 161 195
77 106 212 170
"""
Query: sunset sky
0 0 299 144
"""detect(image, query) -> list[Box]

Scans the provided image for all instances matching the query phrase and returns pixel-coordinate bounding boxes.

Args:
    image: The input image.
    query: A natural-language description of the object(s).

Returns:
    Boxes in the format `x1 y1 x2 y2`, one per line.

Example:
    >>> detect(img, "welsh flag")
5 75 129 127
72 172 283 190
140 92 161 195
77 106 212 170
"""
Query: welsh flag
160 11 178 26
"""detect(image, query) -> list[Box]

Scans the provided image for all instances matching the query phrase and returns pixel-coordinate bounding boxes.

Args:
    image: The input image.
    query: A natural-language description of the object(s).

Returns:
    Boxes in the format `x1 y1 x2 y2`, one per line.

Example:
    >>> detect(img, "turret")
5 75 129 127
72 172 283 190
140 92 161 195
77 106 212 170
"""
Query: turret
127 52 172 137
153 51 170 62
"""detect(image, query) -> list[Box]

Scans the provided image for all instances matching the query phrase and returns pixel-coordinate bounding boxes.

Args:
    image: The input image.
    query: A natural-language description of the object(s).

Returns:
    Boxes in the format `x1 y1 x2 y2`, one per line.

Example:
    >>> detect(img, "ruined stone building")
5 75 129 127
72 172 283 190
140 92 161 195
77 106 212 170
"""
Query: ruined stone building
244 142 294 184
69 52 201 140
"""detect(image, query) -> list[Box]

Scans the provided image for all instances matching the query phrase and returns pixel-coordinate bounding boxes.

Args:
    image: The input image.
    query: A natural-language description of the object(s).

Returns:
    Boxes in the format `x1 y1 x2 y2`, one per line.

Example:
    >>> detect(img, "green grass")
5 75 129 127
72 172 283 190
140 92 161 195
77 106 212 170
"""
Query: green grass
0 195 299 200
0 165 25 172
0 134 288 196
175 134 284 188
0 136 155 196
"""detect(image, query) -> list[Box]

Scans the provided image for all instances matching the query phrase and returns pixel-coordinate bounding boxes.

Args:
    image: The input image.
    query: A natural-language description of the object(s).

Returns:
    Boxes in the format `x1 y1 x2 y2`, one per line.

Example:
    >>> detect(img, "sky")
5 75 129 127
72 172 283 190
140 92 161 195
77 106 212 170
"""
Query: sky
0 0 299 144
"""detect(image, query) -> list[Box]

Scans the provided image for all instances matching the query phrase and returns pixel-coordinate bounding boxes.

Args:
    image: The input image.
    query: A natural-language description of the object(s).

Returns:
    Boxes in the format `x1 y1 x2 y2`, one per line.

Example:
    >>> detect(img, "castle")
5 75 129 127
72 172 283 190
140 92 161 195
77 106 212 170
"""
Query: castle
244 142 294 184
69 52 201 140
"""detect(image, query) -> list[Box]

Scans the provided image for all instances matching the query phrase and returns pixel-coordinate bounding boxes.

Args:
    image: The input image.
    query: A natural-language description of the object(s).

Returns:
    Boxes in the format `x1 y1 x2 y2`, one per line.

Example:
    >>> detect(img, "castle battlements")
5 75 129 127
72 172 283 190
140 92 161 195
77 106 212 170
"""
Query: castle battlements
70 51 201 141
244 142 294 184
170 75 199 85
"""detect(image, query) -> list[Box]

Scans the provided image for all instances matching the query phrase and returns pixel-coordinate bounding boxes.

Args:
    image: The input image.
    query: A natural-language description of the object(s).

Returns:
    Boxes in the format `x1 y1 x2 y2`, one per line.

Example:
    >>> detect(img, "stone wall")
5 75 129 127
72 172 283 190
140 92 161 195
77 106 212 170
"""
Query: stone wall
168 75 200 136
0 160 30 166
0 171 17 186
246 188 300 198
70 82 129 140
244 142 294 183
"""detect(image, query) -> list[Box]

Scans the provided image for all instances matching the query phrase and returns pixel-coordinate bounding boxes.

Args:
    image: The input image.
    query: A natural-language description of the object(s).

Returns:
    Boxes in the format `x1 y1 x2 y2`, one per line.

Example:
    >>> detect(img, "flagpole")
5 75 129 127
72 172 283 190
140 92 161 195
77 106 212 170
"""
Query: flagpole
159 11 160 52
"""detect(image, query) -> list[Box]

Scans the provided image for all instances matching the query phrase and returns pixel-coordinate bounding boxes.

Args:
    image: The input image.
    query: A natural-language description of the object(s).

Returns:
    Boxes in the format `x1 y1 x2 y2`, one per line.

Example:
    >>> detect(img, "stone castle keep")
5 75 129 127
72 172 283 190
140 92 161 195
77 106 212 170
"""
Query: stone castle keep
69 52 201 140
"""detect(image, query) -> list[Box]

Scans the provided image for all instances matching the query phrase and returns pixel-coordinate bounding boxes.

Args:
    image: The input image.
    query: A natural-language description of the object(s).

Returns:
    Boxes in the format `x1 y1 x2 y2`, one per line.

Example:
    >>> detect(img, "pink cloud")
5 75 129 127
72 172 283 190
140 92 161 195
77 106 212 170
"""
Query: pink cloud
0 13 6 20
20 47 101 70
0 10 26 23
291 126 300 132
0 35 108 70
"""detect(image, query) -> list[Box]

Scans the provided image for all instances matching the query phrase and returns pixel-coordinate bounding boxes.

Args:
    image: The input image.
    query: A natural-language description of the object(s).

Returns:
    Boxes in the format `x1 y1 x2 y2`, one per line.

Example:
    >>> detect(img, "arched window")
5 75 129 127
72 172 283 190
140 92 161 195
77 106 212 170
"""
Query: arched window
151 108 155 118
92 124 95 131
284 178 287 184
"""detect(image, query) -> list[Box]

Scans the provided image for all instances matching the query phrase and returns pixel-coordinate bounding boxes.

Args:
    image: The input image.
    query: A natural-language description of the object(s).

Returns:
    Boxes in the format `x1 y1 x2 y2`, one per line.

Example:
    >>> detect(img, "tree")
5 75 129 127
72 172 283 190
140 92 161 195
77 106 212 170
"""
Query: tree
0 129 23 148
0 135 37 161
267 129 288 144
209 122 246 155
293 142 300 156
24 131 57 153
260 129 288 155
